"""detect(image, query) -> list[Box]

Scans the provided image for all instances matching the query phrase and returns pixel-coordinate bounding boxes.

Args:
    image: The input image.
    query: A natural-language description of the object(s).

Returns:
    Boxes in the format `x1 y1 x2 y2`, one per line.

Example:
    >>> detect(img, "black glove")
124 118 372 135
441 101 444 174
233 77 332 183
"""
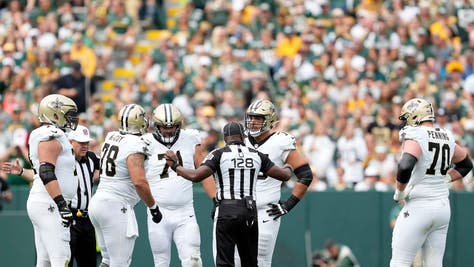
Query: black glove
266 194 300 220
53 195 73 227
211 198 218 220
150 204 162 223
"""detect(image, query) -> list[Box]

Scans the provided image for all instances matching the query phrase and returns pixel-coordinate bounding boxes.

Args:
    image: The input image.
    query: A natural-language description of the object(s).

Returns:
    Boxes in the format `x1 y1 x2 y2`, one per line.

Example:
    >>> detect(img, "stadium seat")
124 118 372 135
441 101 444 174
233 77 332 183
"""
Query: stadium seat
145 30 172 41
166 7 182 17
134 43 153 53
112 68 136 79
100 80 115 91
167 18 176 29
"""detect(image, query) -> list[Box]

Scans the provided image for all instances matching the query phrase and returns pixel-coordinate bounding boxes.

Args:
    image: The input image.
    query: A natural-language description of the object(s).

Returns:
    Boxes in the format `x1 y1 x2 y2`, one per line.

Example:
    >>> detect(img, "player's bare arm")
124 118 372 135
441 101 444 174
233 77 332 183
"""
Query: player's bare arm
1 159 34 181
194 144 216 198
265 164 293 181
128 152 155 208
38 139 63 198
447 144 473 182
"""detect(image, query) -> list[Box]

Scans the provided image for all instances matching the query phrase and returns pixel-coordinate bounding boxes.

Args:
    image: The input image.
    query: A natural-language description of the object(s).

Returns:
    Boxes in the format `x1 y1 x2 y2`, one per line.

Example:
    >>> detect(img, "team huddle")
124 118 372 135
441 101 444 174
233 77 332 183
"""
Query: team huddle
22 94 473 267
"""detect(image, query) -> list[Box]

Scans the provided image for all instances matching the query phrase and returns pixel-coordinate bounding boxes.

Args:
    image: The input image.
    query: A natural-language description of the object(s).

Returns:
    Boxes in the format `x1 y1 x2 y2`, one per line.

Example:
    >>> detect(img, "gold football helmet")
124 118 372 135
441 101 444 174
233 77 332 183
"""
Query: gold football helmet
152 103 183 144
245 99 278 137
38 94 78 130
118 104 148 135
399 98 435 126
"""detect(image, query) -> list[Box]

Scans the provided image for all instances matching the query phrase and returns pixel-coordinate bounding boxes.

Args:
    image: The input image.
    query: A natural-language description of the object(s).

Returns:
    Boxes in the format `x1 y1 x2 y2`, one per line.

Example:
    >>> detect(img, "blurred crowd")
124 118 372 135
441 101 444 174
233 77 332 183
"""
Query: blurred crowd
1 0 474 197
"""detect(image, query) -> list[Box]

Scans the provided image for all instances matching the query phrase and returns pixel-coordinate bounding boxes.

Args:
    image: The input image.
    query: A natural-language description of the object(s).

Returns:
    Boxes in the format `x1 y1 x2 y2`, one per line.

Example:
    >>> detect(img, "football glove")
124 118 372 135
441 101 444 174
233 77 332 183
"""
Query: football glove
150 204 162 223
53 195 73 227
267 202 288 220
393 186 412 202
266 195 300 220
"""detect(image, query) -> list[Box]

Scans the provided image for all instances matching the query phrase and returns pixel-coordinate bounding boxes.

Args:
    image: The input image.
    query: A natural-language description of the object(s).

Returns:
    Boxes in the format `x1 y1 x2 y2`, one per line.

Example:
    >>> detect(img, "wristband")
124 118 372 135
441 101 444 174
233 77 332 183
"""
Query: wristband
284 194 301 212
19 167 24 176
150 203 158 210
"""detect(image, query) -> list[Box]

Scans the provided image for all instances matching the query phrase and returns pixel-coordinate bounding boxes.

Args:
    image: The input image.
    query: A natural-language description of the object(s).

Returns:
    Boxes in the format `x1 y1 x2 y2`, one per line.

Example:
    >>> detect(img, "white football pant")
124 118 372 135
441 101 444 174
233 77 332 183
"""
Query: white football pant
390 198 450 267
27 196 71 267
147 204 202 267
89 193 137 267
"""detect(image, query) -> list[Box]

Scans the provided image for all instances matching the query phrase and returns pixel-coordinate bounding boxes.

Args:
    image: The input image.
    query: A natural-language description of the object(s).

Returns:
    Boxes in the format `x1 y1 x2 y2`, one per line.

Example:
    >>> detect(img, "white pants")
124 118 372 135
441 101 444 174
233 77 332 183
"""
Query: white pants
147 204 202 267
390 198 450 267
27 195 71 267
234 205 280 267
89 193 137 267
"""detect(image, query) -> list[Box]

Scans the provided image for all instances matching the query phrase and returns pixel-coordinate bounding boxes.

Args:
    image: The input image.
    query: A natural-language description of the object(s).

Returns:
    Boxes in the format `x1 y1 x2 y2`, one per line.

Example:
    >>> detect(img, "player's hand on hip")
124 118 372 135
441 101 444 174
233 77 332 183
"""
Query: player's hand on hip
266 201 288 220
150 204 162 223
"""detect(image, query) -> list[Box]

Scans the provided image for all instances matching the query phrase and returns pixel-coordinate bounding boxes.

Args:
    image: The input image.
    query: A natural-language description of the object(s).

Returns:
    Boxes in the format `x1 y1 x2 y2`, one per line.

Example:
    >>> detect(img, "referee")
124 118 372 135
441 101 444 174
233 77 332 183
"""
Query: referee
165 122 293 267
2 125 100 266
67 125 100 267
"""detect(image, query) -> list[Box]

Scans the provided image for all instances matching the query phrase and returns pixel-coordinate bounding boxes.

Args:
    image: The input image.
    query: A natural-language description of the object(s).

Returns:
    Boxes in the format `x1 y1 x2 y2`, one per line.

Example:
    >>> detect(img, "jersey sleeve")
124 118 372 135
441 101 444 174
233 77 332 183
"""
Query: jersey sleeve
35 125 64 142
259 151 275 174
186 129 202 146
275 132 296 161
201 148 221 172
122 135 152 158
399 126 423 142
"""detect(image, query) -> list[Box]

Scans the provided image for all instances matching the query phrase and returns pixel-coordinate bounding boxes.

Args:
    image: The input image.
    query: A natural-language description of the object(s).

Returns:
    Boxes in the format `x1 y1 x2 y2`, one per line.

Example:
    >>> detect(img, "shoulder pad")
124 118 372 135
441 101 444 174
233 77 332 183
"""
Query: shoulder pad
140 134 152 146
181 129 202 144
36 125 63 141
274 131 297 150
399 126 423 142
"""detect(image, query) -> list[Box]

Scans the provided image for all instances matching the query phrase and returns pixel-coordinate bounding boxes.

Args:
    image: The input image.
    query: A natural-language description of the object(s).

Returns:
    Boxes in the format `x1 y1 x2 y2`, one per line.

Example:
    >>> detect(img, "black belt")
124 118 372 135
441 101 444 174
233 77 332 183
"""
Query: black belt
219 199 246 206
218 198 256 209
70 208 88 218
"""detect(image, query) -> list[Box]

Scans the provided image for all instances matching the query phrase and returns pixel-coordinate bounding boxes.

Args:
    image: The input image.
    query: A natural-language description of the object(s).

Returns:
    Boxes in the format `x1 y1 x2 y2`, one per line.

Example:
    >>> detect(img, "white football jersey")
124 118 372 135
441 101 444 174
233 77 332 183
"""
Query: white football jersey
144 129 201 208
95 131 151 206
399 126 455 200
245 132 296 207
29 125 78 201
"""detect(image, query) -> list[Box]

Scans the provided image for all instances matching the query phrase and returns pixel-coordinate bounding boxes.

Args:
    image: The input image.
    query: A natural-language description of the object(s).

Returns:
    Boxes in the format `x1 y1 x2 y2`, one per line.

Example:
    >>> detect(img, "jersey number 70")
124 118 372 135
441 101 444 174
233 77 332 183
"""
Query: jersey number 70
425 142 450 175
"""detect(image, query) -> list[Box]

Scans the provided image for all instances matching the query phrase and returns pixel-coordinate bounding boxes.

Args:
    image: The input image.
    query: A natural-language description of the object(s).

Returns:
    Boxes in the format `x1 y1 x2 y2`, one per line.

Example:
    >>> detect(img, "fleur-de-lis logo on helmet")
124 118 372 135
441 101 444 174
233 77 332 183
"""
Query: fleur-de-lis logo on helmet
399 98 435 126
38 94 78 130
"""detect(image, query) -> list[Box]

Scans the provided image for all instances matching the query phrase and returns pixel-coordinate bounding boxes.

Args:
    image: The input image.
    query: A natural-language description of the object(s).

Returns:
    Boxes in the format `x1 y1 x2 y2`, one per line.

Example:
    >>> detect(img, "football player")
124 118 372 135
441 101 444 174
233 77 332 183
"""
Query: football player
144 103 215 267
27 94 79 267
236 99 314 267
391 98 472 267
89 104 162 267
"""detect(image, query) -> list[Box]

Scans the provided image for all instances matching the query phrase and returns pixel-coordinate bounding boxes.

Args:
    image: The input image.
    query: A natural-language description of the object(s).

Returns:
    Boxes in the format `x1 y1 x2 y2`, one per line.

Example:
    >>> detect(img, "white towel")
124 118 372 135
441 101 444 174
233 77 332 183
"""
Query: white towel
125 205 139 238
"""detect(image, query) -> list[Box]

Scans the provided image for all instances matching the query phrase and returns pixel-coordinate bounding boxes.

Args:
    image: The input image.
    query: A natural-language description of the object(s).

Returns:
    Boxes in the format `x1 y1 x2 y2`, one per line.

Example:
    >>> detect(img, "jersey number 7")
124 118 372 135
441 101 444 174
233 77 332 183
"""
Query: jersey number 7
158 151 183 178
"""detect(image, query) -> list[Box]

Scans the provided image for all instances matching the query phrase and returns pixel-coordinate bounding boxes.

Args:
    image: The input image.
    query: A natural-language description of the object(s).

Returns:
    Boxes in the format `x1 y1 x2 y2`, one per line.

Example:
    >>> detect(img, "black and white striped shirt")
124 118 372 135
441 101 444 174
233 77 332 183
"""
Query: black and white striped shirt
202 143 274 201
70 151 100 210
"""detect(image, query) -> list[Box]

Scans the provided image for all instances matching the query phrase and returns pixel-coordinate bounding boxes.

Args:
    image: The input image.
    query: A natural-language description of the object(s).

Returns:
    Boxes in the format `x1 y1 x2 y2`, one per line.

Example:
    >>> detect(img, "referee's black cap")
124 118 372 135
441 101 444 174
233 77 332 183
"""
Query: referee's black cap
223 122 245 137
